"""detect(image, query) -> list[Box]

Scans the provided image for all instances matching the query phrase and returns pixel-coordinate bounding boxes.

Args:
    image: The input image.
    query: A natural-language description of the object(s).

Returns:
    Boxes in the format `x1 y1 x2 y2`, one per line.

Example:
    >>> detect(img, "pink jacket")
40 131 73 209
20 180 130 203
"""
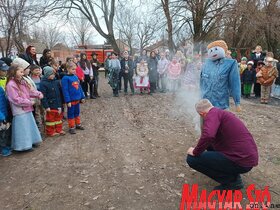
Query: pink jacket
168 62 181 79
6 79 43 116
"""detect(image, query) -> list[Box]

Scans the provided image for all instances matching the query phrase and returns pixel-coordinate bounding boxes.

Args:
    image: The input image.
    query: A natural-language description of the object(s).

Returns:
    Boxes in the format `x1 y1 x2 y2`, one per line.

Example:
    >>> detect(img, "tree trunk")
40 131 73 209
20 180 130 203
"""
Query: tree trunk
108 37 120 54
162 0 175 54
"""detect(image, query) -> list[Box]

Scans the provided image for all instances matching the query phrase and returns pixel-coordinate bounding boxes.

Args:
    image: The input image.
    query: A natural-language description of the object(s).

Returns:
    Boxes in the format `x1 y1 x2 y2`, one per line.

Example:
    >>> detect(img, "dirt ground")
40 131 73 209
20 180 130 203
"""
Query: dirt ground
0 73 279 210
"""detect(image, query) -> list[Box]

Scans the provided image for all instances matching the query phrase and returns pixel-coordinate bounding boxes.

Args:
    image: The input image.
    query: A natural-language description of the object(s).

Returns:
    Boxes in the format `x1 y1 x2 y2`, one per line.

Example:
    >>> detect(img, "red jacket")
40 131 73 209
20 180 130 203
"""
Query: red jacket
76 65 84 81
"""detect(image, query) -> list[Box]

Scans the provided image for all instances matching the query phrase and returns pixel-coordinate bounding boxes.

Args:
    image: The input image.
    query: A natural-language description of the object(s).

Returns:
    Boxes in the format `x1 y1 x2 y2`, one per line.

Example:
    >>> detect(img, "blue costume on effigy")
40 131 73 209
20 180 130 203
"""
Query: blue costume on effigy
200 40 241 110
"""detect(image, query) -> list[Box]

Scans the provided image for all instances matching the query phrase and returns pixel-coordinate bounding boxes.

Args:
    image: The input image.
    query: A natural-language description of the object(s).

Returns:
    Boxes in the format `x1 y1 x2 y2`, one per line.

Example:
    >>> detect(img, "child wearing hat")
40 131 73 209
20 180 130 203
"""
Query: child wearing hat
61 62 85 134
40 66 65 136
0 60 10 89
0 60 12 156
256 57 279 104
239 57 247 96
241 61 255 98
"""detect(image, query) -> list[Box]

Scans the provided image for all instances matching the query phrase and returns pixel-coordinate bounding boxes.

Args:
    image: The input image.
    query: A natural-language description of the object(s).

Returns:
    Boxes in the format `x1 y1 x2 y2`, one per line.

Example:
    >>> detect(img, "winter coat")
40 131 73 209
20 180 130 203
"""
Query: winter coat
90 58 101 77
157 58 169 75
75 65 85 81
256 66 278 86
40 78 63 109
61 74 85 103
39 56 51 68
0 77 7 90
148 57 158 83
19 53 39 66
121 58 134 77
6 79 43 116
250 52 266 68
168 61 181 80
241 69 255 84
0 87 8 121
109 59 121 72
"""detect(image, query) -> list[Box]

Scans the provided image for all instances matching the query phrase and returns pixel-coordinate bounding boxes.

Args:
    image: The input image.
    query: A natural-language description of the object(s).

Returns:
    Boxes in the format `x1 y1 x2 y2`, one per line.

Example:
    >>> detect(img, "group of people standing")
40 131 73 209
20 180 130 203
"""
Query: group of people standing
239 45 279 103
105 49 188 97
0 46 88 157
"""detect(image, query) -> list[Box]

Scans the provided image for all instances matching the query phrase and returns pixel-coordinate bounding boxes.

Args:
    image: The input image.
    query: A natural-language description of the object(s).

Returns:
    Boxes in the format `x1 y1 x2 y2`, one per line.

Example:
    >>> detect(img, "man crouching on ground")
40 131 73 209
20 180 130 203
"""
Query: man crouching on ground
186 99 258 190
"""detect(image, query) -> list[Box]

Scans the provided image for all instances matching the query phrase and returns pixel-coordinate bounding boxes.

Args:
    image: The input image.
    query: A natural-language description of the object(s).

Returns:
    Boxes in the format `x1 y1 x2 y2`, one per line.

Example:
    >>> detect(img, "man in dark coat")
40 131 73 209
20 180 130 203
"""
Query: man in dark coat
120 51 134 95
148 51 158 94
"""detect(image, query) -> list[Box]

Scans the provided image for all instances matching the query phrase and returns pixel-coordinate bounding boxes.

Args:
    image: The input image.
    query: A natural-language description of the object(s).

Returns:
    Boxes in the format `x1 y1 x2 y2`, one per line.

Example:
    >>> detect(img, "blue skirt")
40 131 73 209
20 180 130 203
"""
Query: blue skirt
272 85 280 99
12 112 42 151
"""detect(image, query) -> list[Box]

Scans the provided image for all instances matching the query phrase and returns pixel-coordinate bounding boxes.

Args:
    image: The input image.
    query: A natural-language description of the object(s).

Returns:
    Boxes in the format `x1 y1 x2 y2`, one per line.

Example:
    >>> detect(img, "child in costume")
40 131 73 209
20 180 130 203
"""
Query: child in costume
6 65 43 151
200 40 241 111
241 61 255 98
61 62 85 134
256 57 278 104
40 66 65 136
134 59 150 94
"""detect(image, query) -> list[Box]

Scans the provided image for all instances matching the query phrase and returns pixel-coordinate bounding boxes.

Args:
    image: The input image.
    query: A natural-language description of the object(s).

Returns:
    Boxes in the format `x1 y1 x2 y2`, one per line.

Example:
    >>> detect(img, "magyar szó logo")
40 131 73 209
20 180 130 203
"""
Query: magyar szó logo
179 184 276 210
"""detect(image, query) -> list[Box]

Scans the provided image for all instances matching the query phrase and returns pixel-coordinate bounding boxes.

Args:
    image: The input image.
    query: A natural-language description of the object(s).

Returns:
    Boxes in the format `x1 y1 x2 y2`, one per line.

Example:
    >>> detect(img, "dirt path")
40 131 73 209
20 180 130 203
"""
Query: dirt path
0 74 279 210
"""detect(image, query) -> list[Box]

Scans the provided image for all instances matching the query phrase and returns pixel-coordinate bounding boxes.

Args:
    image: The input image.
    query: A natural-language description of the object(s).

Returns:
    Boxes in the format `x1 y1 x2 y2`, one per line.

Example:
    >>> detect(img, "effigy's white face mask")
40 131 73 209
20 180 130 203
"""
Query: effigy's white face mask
207 46 225 61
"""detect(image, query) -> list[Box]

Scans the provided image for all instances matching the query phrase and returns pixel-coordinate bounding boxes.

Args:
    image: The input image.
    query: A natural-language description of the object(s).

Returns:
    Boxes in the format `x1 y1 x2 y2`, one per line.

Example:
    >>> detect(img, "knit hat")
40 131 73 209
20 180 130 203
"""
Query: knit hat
257 60 265 66
247 61 254 66
12 58 30 70
43 66 54 78
0 60 9 71
0 57 13 66
207 40 228 53
241 57 248 61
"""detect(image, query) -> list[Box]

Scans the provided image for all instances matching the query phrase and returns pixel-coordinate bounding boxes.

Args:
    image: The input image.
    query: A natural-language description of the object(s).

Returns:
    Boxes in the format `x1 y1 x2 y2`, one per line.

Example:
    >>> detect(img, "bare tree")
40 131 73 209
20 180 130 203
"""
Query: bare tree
136 18 158 52
30 24 63 49
0 0 58 56
69 13 95 46
115 4 136 53
56 0 120 53
160 0 176 53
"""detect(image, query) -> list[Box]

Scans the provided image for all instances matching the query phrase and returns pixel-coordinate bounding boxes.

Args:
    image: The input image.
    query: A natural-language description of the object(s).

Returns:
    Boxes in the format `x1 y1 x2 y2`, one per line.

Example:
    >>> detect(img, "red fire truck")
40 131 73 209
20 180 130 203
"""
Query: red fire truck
75 44 114 66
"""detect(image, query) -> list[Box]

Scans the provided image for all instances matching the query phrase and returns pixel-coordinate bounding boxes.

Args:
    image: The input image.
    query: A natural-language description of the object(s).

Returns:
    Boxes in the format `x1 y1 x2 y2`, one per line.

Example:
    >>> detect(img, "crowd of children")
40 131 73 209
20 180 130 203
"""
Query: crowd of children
239 45 279 104
0 44 279 157
0 53 85 157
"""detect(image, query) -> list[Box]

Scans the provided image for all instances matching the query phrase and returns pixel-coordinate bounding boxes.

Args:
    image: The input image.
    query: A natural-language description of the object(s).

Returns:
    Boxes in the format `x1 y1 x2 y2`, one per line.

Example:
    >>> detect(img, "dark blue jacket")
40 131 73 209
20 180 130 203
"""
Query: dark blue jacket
250 52 266 68
40 78 63 109
61 74 85 103
0 87 8 122
242 68 255 84
120 58 134 76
